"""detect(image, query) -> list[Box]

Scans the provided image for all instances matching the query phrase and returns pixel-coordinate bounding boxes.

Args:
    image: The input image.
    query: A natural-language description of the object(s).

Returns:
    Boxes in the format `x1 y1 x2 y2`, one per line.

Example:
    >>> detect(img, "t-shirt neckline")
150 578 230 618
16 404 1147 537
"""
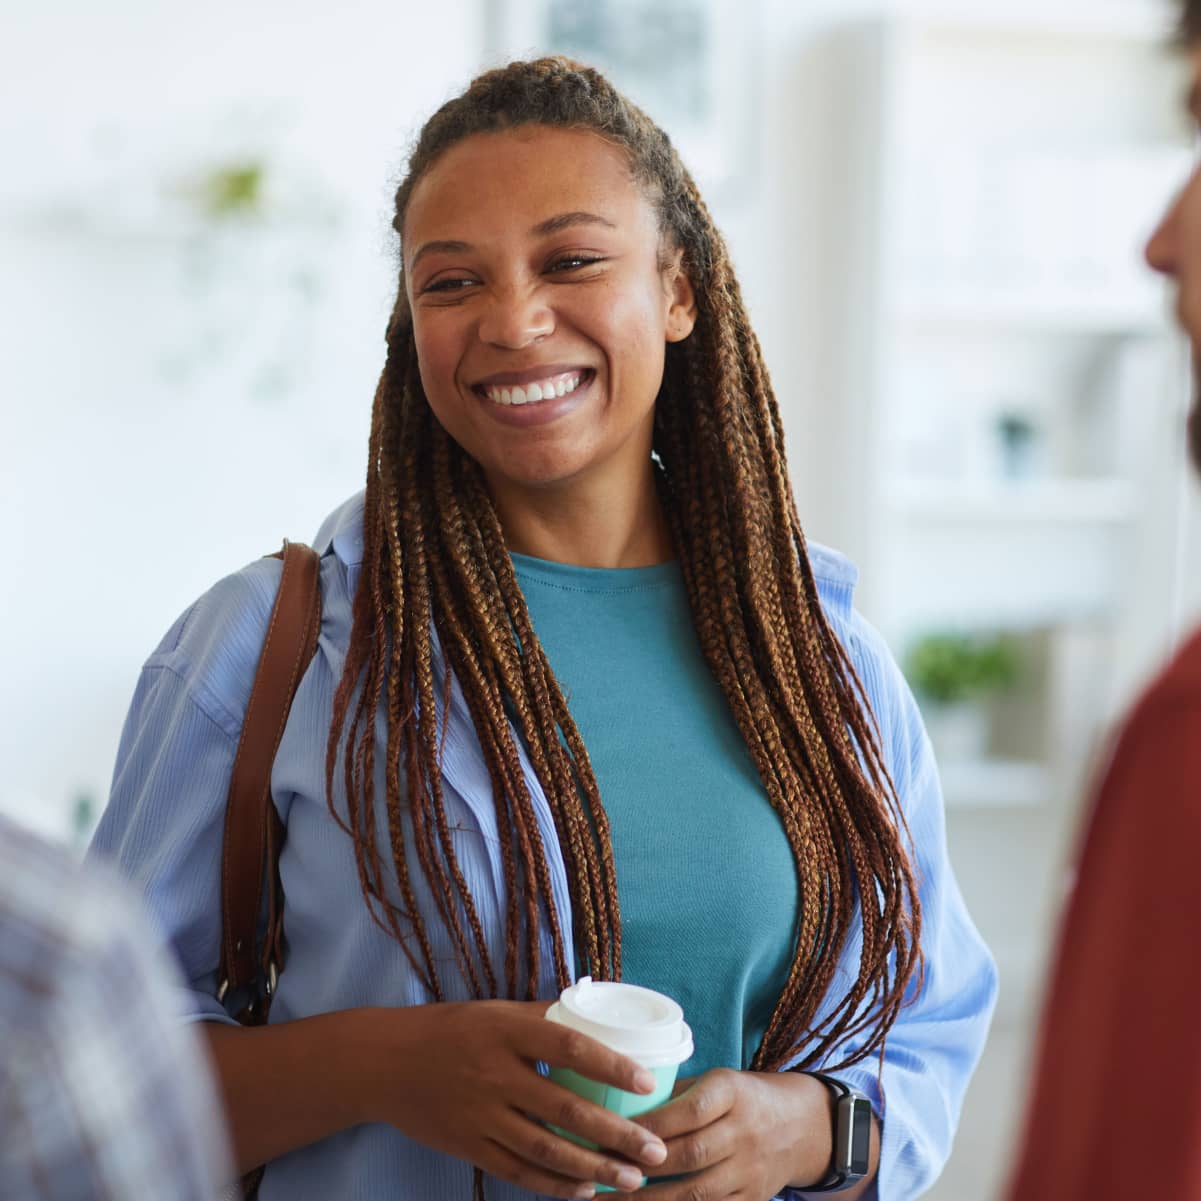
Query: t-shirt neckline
510 551 680 594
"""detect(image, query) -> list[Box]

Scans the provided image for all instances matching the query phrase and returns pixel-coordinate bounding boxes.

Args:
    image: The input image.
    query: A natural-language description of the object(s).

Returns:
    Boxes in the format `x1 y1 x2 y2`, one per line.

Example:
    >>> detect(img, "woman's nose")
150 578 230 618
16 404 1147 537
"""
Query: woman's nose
1146 183 1187 277
477 285 554 348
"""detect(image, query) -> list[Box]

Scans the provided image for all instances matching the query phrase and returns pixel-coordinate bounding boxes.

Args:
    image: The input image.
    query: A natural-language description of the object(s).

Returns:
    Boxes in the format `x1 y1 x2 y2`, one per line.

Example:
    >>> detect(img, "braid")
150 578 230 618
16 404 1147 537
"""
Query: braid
327 55 922 1077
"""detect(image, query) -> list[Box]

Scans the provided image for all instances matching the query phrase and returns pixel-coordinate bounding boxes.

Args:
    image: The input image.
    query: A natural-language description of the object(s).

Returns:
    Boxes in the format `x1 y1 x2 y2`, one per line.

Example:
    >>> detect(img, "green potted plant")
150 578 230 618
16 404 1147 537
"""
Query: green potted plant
905 632 1021 761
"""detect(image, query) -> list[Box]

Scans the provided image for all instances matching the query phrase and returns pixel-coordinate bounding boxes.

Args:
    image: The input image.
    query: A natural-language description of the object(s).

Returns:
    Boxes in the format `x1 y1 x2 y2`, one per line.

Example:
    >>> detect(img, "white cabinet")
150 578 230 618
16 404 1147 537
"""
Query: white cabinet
816 6 1196 817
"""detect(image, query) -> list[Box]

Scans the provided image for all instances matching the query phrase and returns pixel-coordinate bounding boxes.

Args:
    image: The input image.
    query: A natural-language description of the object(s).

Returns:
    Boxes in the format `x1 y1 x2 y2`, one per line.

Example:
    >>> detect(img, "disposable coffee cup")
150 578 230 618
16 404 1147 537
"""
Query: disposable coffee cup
546 976 693 1191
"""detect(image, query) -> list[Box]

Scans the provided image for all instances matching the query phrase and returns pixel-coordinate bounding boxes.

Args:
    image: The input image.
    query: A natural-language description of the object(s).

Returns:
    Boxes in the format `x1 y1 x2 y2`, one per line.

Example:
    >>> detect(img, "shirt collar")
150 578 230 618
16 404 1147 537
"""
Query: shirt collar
313 491 365 568
806 540 859 618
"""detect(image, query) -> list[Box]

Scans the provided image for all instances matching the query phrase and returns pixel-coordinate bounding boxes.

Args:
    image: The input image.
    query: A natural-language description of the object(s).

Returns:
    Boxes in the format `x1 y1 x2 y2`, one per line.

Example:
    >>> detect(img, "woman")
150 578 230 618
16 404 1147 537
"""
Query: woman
92 57 995 1201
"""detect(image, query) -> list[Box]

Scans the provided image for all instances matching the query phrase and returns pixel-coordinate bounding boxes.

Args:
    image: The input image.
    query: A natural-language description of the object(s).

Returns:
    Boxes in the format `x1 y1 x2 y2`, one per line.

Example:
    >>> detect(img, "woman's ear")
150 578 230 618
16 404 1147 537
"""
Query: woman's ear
664 251 698 344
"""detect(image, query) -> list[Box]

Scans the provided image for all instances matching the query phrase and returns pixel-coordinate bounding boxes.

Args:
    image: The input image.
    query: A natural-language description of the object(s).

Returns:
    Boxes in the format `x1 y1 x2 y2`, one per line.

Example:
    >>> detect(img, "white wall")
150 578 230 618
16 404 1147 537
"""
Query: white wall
0 0 485 840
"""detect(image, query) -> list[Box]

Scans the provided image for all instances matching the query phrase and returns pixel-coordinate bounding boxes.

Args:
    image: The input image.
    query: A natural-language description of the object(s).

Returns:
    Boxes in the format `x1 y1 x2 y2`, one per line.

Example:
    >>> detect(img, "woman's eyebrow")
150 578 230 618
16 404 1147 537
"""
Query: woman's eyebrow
531 211 617 237
408 214 616 272
409 239 472 272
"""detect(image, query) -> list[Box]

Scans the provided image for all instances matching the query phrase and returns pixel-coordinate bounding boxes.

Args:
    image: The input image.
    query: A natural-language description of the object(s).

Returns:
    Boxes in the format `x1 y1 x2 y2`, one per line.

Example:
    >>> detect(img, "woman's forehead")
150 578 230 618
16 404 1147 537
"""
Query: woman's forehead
402 126 651 249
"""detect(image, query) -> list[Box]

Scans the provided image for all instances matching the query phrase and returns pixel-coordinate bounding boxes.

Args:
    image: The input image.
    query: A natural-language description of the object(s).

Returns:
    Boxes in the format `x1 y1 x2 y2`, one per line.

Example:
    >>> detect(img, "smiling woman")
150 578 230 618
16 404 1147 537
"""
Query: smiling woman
88 56 996 1201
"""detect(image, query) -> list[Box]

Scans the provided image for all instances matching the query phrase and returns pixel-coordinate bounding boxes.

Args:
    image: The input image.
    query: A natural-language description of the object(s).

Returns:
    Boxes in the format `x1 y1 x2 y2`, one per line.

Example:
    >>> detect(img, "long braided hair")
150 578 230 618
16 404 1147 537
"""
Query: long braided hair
326 56 922 1075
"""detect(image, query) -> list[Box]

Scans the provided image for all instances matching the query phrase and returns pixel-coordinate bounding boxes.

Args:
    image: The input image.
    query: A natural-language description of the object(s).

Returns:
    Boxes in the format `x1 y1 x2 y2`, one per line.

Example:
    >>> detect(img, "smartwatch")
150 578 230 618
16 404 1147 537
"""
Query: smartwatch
802 1072 873 1192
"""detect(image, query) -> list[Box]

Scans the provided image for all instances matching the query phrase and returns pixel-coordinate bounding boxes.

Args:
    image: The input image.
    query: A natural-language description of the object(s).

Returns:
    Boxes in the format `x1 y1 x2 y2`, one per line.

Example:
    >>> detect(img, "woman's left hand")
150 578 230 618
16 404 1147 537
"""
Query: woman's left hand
628 1068 842 1200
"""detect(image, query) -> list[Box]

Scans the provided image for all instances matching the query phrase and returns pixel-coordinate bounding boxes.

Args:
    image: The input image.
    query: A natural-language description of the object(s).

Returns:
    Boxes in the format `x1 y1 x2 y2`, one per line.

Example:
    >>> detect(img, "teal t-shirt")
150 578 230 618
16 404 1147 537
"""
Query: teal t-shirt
513 553 800 1077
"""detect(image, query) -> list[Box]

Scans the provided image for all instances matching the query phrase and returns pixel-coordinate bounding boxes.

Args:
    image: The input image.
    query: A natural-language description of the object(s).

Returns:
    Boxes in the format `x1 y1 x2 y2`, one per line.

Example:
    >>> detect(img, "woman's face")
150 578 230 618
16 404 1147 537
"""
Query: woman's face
402 125 696 504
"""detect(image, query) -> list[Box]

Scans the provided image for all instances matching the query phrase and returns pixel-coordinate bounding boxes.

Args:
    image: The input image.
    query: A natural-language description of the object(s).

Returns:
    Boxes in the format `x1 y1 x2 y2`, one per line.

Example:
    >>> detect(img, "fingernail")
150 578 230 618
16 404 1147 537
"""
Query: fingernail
574 1186 596 1200
615 1167 645 1191
634 1070 656 1093
641 1140 667 1166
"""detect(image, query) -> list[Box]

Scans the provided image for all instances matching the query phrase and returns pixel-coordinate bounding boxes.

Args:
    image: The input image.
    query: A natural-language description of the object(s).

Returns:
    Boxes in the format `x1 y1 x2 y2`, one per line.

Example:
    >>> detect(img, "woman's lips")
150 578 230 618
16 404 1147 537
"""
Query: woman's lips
472 369 596 427
475 368 592 407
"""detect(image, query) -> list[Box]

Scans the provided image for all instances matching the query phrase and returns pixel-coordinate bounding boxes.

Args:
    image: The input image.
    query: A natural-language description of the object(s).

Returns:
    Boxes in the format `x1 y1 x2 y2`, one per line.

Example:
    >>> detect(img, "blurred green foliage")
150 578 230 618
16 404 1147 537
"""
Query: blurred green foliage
905 632 1021 706
203 162 265 218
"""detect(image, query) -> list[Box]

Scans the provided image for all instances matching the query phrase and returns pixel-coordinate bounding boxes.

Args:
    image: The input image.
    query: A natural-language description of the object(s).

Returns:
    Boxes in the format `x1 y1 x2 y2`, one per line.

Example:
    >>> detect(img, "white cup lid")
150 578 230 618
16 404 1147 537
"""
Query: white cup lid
546 976 693 1068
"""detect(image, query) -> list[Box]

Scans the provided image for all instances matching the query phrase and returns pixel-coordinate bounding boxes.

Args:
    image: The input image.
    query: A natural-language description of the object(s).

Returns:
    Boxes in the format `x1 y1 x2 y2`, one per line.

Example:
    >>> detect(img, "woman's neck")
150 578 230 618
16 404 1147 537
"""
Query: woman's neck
489 466 673 569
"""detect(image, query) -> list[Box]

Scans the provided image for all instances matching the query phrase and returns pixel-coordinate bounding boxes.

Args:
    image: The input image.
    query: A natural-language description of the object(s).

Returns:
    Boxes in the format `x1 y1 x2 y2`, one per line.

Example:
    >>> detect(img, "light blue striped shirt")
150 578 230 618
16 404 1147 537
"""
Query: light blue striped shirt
90 491 997 1200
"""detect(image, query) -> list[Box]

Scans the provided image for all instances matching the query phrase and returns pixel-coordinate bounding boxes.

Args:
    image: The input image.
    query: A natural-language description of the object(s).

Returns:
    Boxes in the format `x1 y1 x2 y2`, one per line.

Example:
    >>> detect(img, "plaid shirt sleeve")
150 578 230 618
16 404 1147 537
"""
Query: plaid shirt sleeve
0 818 232 1201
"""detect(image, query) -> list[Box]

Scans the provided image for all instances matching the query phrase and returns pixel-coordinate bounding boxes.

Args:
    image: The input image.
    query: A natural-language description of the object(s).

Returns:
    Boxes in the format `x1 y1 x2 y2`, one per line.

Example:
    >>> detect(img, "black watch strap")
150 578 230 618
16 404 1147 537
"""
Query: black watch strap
802 1071 874 1193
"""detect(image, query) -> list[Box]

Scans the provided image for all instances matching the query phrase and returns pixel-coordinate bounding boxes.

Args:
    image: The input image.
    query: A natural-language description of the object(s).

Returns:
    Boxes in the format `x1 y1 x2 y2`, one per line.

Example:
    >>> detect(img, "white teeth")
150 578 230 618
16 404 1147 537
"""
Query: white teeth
483 371 584 406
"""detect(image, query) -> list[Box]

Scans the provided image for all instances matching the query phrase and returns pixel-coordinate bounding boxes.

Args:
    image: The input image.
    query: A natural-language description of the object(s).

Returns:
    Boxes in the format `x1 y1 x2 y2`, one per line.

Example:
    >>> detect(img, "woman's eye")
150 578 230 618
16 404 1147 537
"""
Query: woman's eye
422 277 476 295
548 255 603 273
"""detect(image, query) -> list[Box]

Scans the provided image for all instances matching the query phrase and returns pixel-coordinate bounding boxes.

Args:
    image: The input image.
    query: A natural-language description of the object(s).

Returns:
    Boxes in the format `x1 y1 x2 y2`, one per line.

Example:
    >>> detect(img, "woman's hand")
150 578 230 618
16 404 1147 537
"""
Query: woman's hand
359 1000 670 1199
629 1069 870 1200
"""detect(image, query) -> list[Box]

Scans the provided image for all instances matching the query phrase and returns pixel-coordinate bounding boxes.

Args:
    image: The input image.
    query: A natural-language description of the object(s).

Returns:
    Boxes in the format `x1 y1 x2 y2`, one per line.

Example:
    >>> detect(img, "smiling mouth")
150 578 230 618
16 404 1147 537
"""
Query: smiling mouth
476 369 593 407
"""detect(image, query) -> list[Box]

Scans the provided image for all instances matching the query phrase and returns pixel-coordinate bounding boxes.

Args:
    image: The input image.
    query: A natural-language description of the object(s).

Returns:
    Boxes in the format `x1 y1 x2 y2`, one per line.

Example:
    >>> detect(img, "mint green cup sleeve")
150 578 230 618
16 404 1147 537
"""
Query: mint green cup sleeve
547 1064 679 1193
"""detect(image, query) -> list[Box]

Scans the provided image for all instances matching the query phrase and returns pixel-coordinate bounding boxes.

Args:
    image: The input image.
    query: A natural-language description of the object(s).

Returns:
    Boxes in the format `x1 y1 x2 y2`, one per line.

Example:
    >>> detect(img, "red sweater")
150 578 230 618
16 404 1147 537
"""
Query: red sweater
1004 627 1201 1200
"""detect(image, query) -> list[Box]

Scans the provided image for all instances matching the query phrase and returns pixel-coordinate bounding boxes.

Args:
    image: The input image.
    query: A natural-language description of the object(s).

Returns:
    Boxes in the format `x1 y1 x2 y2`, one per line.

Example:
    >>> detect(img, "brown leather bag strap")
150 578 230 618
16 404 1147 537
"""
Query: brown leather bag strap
217 540 322 1012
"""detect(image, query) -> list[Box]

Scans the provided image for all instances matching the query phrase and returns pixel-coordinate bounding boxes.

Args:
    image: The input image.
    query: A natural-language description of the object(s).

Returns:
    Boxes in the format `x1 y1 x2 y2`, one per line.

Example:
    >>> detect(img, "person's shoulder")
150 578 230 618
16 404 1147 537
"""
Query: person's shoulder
806 540 892 673
0 816 231 1191
165 489 366 651
137 554 286 739
312 489 366 569
0 816 149 991
1085 627 1201 866
141 491 365 739
0 815 80 920
1140 624 1201 710
1120 625 1201 735
806 540 860 621
805 541 923 752
1111 624 1201 771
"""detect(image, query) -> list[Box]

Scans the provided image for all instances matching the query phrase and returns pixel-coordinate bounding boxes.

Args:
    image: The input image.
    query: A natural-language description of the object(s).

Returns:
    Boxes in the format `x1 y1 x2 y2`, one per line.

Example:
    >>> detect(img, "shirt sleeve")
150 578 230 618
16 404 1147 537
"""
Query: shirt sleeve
88 558 282 1026
782 614 999 1201
1 862 233 1200
1001 687 1201 1201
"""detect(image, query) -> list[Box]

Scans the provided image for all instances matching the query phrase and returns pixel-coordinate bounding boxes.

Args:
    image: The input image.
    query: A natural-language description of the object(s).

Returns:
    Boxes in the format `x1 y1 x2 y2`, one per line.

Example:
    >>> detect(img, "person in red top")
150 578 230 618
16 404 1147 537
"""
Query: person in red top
1003 4 1201 1198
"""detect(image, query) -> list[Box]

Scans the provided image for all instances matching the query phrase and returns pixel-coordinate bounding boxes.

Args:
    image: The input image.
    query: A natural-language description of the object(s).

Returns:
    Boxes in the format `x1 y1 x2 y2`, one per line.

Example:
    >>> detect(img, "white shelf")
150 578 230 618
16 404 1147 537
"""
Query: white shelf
6 206 338 246
894 4 1173 43
940 758 1049 810
896 295 1168 336
885 478 1140 523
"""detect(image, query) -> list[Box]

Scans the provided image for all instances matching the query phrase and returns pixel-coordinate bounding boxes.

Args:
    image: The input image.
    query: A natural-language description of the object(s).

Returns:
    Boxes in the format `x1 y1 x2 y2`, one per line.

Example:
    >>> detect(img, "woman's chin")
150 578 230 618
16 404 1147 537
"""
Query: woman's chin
483 456 586 494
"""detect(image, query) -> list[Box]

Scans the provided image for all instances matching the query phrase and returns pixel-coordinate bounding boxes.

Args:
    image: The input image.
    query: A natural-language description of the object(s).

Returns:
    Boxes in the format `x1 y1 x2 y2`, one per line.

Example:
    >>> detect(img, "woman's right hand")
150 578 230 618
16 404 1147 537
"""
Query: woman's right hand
358 999 669 1198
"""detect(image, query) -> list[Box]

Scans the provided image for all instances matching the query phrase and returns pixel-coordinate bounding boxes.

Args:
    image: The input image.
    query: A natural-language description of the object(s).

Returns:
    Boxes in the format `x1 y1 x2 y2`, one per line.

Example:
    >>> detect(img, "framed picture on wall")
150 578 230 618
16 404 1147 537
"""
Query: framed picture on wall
485 0 760 203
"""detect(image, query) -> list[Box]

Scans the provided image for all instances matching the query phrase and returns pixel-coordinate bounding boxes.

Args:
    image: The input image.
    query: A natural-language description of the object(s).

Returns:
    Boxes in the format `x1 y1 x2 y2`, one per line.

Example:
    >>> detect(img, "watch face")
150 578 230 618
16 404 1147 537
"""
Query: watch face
850 1099 872 1176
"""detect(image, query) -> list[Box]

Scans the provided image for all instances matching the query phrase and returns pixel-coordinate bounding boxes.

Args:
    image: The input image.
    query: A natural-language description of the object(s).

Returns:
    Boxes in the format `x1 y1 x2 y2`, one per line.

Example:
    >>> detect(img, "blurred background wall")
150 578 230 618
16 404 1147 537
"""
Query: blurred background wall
3 1 1199 1198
